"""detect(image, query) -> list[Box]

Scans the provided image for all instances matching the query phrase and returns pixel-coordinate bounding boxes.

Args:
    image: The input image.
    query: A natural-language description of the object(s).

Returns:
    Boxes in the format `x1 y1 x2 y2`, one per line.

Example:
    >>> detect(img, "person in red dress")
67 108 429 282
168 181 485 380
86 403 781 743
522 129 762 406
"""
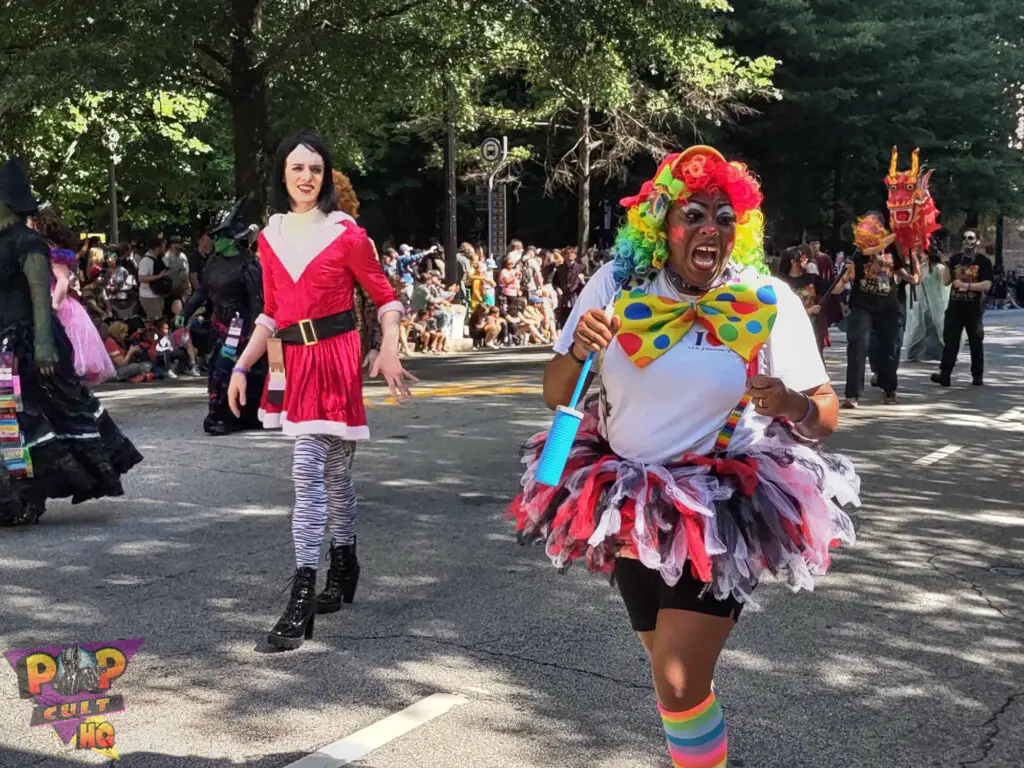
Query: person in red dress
228 132 415 650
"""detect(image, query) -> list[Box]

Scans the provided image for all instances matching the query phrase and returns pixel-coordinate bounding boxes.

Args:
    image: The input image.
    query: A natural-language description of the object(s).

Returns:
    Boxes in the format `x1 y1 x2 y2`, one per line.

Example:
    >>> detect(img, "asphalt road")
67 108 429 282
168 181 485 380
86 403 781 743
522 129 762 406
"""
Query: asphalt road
1 313 1022 768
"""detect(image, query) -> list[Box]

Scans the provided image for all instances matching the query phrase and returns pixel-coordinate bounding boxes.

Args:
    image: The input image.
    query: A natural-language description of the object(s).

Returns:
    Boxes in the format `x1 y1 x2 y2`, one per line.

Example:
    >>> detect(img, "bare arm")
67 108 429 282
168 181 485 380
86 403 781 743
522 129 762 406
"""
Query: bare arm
832 263 855 294
379 308 403 359
897 269 918 285
234 324 272 371
51 262 71 309
897 254 920 285
107 344 128 367
795 383 840 439
543 353 593 410
749 378 839 440
542 309 619 410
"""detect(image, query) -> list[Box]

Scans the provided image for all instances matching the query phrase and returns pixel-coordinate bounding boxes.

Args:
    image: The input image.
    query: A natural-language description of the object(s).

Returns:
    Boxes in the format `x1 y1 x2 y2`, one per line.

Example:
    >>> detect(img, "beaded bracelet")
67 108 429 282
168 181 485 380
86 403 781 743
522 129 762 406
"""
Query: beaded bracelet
232 366 250 375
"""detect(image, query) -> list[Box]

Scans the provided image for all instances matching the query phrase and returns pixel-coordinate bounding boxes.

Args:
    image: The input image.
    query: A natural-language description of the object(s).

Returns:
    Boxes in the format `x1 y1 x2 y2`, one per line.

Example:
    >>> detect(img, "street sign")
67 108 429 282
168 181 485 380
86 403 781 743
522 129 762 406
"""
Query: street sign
483 136 510 259
490 185 507 260
481 138 503 164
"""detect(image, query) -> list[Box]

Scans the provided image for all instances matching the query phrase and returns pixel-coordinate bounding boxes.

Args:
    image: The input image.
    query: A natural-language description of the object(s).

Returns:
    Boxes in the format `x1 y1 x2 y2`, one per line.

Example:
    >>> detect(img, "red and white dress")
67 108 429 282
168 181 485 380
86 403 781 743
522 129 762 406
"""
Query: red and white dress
255 210 402 439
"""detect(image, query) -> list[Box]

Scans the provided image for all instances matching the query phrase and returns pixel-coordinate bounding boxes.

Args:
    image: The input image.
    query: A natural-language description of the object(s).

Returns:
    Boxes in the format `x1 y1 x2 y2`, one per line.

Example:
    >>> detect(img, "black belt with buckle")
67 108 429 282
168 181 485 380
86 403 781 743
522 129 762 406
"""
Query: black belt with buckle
278 310 357 346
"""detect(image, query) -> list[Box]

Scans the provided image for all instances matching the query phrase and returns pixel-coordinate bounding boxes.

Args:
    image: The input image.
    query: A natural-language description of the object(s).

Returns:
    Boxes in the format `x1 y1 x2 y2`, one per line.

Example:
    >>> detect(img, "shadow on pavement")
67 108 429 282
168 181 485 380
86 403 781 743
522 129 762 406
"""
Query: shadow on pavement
1 346 1022 767
0 746 303 767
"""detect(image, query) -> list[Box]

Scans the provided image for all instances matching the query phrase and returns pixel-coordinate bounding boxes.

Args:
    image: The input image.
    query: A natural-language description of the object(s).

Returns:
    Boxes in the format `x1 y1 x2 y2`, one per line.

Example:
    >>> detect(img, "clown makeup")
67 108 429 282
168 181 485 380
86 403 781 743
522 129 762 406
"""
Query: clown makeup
284 144 325 213
666 191 737 289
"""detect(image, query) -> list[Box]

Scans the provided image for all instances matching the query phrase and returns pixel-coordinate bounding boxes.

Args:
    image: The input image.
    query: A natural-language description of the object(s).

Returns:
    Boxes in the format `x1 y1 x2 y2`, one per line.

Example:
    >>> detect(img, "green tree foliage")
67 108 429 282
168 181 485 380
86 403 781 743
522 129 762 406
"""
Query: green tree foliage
502 0 775 253
4 0 452 223
5 0 1021 249
726 0 1024 245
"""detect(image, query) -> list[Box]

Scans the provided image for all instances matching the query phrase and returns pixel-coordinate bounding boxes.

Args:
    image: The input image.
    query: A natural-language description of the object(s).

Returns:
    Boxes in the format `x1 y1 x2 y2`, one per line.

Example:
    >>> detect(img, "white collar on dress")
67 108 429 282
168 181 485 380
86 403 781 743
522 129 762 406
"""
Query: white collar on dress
264 210 357 283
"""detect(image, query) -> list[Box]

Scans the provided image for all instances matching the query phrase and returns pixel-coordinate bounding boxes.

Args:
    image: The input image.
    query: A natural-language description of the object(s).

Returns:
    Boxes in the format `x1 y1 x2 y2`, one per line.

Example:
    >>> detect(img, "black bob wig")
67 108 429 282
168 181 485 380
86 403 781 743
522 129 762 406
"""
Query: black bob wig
271 131 338 215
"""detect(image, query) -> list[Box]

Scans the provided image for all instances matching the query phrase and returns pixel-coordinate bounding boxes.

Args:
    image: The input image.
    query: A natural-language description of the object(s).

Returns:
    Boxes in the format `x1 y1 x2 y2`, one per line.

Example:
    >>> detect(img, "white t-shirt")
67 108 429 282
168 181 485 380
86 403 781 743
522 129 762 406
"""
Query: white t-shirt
166 249 190 290
138 253 157 299
554 262 828 464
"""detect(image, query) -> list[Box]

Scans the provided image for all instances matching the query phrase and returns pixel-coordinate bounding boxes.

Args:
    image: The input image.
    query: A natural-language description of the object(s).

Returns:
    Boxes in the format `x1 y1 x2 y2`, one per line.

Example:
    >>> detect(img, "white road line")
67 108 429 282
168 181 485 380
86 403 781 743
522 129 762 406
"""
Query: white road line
913 444 963 466
283 693 468 768
996 407 1022 422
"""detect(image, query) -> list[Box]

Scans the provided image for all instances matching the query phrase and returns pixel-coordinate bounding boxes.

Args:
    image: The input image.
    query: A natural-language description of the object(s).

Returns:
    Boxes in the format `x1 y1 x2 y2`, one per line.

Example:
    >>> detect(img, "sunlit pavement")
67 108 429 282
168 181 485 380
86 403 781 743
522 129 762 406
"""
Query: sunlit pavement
0 317 1022 767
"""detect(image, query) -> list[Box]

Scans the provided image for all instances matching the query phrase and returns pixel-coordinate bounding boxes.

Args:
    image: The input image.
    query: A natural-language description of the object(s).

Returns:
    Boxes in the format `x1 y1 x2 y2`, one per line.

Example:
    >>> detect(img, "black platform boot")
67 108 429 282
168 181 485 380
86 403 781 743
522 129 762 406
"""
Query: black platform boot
267 567 318 650
317 539 360 614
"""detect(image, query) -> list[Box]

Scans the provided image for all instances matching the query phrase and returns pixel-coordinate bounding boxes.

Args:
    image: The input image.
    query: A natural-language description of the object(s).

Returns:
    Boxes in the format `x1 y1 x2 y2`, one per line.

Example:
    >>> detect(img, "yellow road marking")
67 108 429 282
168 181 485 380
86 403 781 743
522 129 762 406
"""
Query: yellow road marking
365 377 541 407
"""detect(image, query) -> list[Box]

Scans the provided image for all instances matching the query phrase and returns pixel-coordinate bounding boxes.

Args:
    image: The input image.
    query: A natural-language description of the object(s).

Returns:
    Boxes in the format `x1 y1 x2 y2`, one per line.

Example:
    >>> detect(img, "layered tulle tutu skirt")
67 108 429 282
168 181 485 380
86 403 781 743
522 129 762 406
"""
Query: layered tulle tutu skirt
57 297 115 385
508 404 860 603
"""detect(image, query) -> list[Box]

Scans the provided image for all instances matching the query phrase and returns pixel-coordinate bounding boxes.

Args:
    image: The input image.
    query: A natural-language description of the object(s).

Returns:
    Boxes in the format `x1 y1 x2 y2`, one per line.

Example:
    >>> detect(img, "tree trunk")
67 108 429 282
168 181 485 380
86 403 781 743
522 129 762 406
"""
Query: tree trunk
830 140 843 248
442 77 459 281
230 0 269 224
576 103 591 257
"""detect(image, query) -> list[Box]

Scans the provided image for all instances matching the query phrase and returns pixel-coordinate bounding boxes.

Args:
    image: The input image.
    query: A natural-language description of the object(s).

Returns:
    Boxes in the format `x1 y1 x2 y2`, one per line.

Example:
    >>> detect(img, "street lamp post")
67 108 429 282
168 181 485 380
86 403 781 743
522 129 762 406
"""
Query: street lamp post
443 78 459 281
109 158 119 245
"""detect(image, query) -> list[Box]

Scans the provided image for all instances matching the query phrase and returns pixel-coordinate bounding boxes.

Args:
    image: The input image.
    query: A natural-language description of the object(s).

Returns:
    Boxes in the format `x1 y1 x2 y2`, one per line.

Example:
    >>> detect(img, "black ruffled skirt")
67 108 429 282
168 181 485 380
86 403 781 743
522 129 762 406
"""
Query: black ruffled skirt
0 320 143 525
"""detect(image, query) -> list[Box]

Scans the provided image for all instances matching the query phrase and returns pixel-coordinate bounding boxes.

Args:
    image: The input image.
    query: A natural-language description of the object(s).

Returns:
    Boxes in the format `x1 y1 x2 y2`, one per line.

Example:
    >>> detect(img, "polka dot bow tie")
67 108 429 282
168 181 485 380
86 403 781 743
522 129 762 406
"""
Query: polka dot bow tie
613 281 779 367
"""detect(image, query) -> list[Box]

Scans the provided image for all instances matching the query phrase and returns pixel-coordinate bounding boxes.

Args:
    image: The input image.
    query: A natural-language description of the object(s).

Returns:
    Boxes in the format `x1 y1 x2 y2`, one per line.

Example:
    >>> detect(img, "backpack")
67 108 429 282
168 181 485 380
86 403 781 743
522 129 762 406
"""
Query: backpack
146 255 173 296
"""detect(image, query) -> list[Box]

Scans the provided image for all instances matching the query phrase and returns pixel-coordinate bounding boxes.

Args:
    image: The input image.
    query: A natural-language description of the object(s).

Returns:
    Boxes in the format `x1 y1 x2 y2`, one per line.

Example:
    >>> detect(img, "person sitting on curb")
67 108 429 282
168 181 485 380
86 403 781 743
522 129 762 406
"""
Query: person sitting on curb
102 321 155 382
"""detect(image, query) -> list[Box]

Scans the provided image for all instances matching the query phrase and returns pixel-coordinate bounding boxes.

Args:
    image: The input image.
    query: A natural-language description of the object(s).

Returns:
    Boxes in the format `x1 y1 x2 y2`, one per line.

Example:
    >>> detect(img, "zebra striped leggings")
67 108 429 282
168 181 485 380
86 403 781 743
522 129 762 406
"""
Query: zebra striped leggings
291 434 358 569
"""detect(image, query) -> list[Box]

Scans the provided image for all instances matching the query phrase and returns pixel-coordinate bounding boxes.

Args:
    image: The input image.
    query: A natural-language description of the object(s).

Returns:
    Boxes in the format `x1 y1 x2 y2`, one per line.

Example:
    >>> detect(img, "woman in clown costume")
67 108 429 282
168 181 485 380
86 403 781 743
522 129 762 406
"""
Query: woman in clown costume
509 146 859 767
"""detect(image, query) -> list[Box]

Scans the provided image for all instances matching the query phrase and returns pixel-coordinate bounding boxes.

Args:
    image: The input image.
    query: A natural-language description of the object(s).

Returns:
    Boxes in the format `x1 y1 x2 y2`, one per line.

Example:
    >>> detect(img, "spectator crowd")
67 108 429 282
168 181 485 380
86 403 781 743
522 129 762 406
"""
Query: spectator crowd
67 230 609 387
381 240 606 355
64 234 209 383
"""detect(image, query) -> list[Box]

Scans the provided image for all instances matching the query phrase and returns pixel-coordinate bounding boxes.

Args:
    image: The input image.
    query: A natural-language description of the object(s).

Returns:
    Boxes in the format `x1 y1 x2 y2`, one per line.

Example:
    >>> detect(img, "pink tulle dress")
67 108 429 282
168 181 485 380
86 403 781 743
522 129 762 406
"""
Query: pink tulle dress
51 248 115 385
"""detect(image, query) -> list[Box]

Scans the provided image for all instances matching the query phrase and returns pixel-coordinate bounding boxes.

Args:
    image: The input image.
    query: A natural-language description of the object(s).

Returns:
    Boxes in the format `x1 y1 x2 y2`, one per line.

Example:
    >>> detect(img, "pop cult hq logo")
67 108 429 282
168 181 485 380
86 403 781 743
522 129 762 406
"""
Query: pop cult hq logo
5 638 144 760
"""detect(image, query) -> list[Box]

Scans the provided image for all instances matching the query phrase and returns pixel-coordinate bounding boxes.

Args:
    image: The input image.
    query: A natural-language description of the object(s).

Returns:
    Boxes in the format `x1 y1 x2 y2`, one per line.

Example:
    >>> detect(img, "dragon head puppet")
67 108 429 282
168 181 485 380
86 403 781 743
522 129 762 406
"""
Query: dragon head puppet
885 146 940 256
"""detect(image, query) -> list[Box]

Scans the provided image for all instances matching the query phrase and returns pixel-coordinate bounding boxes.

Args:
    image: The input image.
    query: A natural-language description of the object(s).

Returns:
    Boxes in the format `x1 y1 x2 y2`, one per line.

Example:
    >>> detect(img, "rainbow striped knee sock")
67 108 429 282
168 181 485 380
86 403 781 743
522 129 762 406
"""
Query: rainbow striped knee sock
659 692 728 767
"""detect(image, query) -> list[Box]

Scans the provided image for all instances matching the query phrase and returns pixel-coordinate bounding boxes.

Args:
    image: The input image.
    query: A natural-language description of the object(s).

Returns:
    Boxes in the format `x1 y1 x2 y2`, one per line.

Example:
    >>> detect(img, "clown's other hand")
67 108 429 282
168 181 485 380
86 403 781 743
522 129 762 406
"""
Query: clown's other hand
748 375 807 421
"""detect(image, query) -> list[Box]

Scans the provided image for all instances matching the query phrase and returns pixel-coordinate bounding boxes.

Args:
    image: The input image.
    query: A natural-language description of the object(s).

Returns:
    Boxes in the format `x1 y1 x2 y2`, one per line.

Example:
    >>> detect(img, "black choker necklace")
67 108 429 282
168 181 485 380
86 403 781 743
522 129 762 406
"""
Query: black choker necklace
665 267 725 295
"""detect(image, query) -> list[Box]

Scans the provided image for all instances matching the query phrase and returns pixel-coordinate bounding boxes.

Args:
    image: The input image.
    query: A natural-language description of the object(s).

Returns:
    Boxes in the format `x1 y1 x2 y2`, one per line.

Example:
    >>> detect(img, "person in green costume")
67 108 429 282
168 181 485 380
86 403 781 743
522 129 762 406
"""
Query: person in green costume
178 198 267 435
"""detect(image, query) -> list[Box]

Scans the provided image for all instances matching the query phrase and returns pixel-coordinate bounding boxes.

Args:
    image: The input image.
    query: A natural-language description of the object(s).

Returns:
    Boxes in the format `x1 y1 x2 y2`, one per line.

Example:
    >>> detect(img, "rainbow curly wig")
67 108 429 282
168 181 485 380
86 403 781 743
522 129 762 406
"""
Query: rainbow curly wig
612 146 766 283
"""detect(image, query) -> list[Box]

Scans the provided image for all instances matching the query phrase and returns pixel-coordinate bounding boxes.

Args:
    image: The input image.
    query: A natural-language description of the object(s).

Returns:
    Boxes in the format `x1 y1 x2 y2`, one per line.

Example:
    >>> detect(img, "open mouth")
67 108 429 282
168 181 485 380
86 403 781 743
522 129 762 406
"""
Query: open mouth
892 209 912 225
691 243 719 271
298 185 315 195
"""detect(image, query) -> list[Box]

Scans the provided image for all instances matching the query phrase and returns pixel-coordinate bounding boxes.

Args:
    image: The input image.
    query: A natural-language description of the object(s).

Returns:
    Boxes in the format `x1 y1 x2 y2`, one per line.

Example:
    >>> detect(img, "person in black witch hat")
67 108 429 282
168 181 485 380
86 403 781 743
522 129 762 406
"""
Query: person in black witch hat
178 198 267 435
0 158 143 525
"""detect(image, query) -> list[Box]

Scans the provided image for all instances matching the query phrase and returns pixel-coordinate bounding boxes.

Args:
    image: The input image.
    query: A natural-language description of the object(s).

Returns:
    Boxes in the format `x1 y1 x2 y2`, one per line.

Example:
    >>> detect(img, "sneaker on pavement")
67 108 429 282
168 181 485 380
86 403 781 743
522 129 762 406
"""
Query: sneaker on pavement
930 373 951 387
166 368 178 379
883 392 898 405
972 377 984 386
185 365 202 378
841 399 858 409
